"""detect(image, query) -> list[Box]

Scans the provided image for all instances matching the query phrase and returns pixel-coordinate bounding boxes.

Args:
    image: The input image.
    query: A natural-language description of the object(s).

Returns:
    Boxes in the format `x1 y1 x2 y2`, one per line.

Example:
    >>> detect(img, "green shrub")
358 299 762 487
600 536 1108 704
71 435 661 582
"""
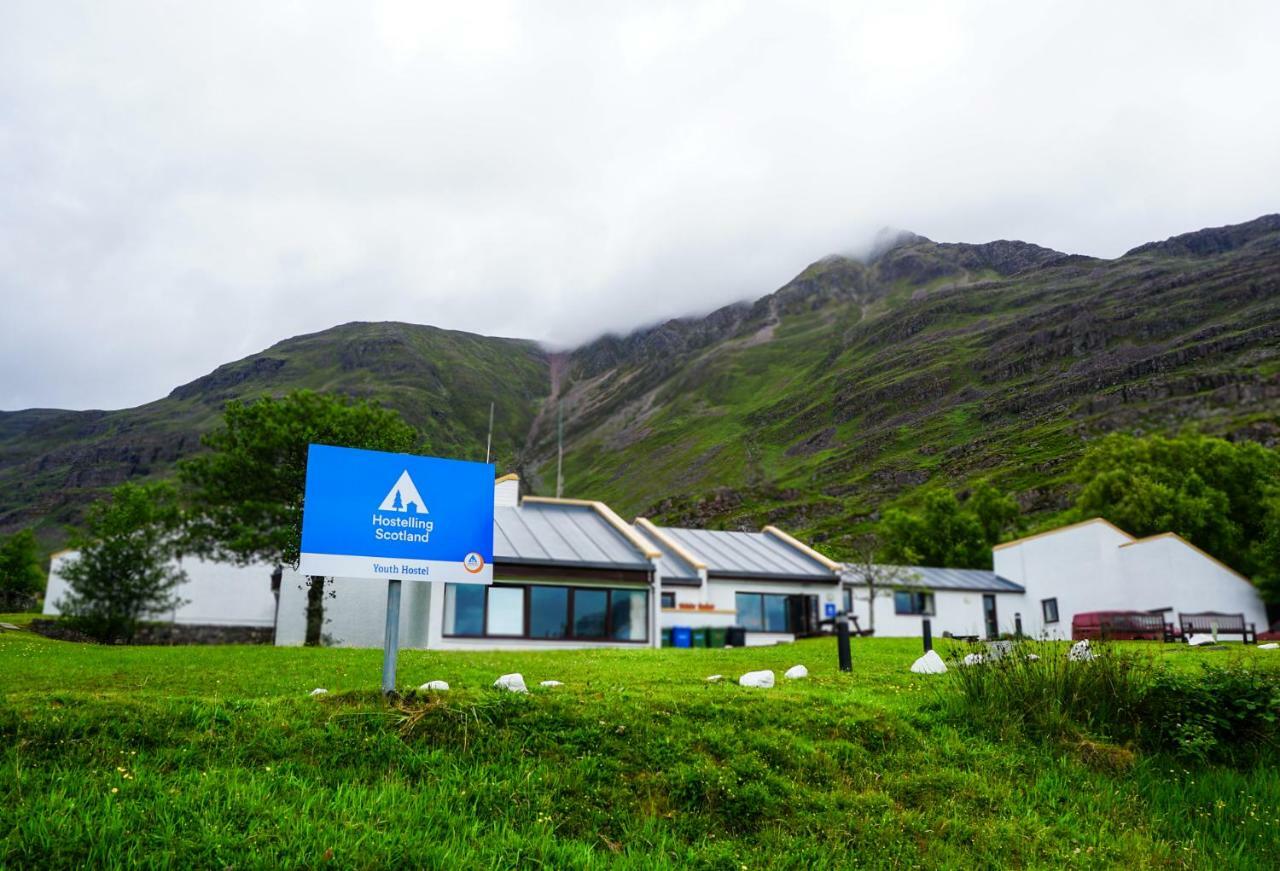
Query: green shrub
941 642 1280 765
1138 664 1280 764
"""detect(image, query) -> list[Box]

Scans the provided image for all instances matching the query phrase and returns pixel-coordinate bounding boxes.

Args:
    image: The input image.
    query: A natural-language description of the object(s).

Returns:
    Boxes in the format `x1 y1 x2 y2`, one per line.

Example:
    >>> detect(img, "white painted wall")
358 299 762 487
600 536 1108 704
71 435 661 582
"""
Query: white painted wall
844 586 1004 639
994 520 1269 639
44 551 279 627
276 574 659 650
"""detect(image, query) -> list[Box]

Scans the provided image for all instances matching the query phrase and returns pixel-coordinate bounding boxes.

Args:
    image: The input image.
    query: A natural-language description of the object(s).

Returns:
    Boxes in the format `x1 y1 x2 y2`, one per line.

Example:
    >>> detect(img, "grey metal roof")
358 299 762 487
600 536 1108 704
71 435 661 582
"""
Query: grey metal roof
654 525 839 581
845 565 1024 593
493 502 653 571
635 527 700 582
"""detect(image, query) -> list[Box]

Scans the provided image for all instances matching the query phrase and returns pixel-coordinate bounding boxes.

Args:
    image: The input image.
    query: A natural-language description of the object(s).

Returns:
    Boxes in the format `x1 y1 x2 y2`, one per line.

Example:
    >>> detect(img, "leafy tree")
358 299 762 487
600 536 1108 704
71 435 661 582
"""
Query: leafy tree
1073 432 1280 587
878 481 1021 570
58 483 187 642
180 390 421 645
0 529 46 610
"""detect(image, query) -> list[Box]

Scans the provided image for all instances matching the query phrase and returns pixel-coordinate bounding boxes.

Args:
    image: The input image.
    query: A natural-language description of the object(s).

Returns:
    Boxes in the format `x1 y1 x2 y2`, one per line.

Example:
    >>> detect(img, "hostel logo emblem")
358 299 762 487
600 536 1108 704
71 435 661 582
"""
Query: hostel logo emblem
378 470 428 515
463 552 485 573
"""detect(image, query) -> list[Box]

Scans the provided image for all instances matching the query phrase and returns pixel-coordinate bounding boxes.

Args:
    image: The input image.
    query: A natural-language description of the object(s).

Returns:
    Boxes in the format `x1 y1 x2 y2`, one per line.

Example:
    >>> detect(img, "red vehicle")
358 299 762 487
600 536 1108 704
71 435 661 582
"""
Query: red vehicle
1072 611 1173 642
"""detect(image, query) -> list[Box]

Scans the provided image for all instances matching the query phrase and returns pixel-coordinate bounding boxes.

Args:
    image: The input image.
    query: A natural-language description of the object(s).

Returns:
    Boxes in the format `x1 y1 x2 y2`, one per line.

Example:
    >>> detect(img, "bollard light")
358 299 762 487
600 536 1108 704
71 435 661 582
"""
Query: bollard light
922 617 933 653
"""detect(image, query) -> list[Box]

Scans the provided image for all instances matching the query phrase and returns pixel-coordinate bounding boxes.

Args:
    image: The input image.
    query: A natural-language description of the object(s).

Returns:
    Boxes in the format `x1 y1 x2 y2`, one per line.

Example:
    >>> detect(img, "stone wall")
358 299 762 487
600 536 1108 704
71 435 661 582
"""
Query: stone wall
31 619 273 645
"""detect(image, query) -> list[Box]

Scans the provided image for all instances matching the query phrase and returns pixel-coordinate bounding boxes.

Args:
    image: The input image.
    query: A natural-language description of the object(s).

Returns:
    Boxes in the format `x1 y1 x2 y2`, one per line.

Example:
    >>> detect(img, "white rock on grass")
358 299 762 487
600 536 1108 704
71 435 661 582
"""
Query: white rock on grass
784 665 809 680
1025 653 1041 661
539 680 564 688
1258 642 1278 650
493 673 528 693
985 640 1013 660
738 670 775 688
1186 634 1217 647
910 650 947 674
705 674 723 682
419 680 450 692
309 688 328 697
1068 640 1096 661
962 653 985 666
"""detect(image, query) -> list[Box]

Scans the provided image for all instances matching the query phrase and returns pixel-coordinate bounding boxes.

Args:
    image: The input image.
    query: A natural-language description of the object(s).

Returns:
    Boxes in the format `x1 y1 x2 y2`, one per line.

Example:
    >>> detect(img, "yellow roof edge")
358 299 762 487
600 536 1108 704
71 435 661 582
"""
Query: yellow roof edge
1119 532 1253 583
635 517 708 570
992 517 1135 551
521 496 662 560
495 473 520 484
761 525 843 572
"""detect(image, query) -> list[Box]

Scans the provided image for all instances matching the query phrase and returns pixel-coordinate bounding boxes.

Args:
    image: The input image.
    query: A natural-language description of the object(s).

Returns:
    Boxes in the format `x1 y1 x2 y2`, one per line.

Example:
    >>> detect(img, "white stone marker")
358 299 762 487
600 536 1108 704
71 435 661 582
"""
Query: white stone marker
1186 634 1217 647
910 650 947 674
705 674 723 682
738 670 775 688
1068 640 1095 661
494 673 529 693
784 665 808 679
962 653 985 666
419 680 450 691
539 680 563 688
1258 642 1278 650
309 688 328 697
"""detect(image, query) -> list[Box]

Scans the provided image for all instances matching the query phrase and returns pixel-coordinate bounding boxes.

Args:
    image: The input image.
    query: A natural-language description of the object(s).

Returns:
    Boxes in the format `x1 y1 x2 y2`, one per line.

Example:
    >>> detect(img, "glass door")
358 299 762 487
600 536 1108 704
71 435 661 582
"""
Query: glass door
983 594 998 640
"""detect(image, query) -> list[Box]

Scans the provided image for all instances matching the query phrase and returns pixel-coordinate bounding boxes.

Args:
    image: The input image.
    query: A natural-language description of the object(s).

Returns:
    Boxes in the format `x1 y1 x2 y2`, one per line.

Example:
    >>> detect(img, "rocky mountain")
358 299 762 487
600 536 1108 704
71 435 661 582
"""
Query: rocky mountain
4 215 1279 557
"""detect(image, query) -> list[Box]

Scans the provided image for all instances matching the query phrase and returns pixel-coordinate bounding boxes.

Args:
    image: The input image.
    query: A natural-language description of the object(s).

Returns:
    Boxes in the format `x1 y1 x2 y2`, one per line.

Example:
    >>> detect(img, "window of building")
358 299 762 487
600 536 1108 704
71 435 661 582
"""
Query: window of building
660 591 676 609
1042 597 1059 624
573 589 608 638
486 586 525 636
444 583 485 636
842 587 853 614
610 589 647 641
893 590 935 615
529 586 569 638
443 583 648 642
735 592 792 633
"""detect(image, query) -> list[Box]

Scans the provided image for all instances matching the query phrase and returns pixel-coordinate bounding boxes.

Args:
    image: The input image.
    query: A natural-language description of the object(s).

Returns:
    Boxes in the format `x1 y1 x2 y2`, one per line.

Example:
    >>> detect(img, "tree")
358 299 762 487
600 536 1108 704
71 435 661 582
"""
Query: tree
1072 432 1280 585
841 532 924 634
967 480 1022 546
0 529 46 610
180 390 421 645
881 490 989 568
58 482 187 642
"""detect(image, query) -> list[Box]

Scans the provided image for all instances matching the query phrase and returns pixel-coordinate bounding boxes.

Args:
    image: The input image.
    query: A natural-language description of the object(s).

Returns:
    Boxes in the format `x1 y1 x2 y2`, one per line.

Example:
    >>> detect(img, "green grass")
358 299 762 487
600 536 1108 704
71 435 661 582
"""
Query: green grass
2 618 1279 868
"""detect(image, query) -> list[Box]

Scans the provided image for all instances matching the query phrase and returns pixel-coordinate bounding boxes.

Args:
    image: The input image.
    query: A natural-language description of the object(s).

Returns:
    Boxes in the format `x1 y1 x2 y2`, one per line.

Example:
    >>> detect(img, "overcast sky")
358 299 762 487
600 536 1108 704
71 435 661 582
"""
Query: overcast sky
3 1 1279 411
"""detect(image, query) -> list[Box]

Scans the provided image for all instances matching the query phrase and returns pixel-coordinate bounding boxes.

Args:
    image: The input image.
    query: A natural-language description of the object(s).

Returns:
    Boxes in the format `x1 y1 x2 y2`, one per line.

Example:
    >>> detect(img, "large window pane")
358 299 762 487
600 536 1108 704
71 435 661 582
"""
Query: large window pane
486 587 525 636
529 586 569 638
609 589 647 641
763 594 789 632
736 593 763 631
573 589 608 638
444 583 485 636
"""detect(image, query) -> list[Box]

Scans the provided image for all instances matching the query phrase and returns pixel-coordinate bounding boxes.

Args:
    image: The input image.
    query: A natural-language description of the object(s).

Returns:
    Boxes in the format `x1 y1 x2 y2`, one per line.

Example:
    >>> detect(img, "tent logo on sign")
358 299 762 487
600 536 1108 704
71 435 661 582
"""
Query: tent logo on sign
379 470 428 514
372 470 435 543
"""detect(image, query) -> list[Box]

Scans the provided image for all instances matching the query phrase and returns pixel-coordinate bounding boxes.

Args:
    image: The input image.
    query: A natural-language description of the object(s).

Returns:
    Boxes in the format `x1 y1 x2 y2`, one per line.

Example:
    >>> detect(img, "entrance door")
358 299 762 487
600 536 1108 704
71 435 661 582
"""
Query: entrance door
787 595 822 637
983 594 998 640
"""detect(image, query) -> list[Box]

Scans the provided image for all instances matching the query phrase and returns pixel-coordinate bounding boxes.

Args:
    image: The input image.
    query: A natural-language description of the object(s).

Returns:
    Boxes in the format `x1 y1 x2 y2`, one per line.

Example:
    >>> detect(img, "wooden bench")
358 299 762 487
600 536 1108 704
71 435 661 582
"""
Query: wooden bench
1179 611 1257 644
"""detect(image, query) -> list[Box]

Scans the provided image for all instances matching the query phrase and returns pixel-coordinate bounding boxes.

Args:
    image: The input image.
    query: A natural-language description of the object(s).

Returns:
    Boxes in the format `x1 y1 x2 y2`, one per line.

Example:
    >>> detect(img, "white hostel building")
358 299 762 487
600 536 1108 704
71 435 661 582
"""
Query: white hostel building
841 567 1026 640
275 475 663 649
993 517 1270 639
636 519 844 644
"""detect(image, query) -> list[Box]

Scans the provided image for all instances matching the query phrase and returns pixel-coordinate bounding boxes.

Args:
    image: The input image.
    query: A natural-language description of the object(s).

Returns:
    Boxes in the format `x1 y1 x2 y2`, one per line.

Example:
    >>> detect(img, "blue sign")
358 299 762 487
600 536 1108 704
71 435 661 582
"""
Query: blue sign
824 602 837 618
298 444 494 584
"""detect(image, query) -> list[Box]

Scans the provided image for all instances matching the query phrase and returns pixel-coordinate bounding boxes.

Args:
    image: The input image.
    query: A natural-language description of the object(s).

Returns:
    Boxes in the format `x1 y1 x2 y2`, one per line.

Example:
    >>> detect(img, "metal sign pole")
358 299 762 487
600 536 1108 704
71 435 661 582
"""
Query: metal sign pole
381 579 402 696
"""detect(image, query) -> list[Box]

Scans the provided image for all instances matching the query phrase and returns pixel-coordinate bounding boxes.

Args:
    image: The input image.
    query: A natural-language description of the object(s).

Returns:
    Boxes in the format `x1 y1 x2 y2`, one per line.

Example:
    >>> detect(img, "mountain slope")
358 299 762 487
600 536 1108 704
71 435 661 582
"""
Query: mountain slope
4 216 1279 559
0 323 550 546
525 216 1280 553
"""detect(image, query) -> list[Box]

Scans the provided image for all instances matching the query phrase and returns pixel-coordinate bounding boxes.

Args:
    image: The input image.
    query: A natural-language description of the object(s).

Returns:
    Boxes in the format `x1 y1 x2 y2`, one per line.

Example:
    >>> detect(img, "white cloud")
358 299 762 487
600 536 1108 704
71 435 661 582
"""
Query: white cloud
1 0 1278 408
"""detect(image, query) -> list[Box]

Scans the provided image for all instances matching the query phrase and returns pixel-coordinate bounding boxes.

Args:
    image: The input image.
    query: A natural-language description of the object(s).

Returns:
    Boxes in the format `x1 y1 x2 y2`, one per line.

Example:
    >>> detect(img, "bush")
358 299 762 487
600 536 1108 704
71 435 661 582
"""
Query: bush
1138 664 1280 764
941 641 1280 765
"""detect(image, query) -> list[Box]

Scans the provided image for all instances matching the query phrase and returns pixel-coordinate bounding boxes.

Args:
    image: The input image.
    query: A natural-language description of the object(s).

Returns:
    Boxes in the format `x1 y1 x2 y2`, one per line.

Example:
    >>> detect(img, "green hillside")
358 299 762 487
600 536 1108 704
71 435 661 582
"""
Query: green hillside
529 216 1280 555
0 322 550 549
4 216 1279 558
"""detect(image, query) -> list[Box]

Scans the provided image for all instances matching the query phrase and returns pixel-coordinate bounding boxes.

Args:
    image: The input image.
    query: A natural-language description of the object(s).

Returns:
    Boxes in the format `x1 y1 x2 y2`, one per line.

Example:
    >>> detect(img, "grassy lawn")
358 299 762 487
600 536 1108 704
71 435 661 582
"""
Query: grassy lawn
2 616 1277 869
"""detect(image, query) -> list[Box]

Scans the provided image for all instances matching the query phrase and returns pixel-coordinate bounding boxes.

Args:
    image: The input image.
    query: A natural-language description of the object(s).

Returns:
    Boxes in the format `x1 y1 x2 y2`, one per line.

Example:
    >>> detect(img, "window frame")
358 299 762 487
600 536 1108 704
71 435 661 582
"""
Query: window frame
660 591 676 609
442 582 650 644
1041 597 1060 625
893 590 936 616
734 592 793 633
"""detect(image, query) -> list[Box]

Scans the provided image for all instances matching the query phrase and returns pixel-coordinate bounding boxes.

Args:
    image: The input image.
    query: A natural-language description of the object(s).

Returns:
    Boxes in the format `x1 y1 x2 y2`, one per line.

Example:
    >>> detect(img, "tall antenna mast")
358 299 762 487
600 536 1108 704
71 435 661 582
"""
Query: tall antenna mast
485 401 494 464
556 400 564 498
